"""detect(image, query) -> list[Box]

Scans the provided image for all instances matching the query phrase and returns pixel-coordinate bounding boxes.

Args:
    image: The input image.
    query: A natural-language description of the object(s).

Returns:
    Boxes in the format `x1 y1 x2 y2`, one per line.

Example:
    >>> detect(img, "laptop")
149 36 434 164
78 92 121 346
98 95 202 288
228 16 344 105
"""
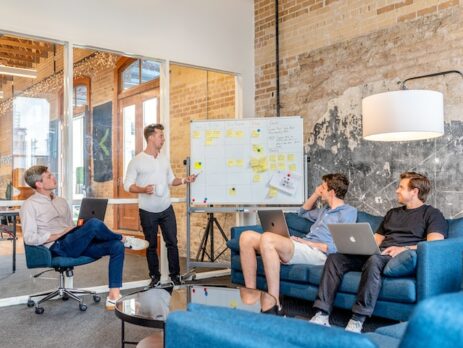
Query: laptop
328 223 380 255
258 210 290 238
77 198 108 226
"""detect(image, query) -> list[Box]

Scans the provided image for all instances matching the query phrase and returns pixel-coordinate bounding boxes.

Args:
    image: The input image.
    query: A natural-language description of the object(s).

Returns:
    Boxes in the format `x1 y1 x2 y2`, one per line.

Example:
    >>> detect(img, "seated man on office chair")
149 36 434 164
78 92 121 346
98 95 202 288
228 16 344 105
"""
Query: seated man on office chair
310 172 447 333
239 173 357 314
20 165 149 310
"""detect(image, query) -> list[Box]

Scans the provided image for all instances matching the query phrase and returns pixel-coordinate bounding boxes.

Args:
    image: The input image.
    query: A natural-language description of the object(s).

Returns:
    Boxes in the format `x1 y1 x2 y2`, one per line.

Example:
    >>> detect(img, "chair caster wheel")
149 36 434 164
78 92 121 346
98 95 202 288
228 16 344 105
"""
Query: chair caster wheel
93 295 101 303
27 299 35 308
35 307 44 314
62 294 69 301
79 303 87 311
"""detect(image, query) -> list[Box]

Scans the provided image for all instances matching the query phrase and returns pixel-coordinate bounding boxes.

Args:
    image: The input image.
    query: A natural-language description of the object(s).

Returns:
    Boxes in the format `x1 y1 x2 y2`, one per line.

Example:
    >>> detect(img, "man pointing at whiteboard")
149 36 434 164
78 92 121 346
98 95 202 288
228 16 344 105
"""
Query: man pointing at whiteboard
124 123 196 287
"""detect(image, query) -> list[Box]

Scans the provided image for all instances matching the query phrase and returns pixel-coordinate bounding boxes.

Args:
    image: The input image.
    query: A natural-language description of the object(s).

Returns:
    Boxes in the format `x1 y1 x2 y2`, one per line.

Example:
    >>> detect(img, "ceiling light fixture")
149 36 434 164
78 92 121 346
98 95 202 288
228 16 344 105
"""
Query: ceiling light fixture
362 70 462 142
0 65 37 79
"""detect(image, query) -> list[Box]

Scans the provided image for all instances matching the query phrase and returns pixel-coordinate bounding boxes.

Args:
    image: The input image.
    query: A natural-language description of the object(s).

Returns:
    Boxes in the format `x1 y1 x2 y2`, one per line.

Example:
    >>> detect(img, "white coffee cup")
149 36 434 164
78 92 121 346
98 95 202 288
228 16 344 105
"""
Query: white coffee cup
155 184 165 196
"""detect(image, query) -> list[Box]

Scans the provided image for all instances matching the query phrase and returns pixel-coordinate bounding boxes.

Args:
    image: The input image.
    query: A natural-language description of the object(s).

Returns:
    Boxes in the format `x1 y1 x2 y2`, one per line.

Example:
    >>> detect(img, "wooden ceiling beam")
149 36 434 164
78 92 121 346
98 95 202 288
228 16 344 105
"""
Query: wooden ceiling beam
0 45 48 59
0 38 53 52
0 52 37 64
0 58 34 69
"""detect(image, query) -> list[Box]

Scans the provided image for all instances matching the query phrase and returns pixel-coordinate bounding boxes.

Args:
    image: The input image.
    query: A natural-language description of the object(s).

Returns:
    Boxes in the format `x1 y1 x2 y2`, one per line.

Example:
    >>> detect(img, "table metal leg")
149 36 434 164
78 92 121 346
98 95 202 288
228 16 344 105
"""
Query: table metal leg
12 215 16 273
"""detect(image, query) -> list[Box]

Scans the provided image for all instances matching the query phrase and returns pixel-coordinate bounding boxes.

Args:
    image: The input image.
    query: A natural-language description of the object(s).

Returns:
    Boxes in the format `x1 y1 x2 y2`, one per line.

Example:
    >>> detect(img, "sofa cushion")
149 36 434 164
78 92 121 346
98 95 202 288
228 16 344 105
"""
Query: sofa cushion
447 217 463 239
356 211 383 232
285 212 312 237
227 238 240 254
383 250 417 277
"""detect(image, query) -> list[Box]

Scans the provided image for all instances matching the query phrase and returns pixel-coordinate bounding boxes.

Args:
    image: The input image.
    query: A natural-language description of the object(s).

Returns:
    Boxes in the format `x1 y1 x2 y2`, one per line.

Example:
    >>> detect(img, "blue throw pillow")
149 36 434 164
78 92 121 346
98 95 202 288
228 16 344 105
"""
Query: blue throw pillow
383 250 417 277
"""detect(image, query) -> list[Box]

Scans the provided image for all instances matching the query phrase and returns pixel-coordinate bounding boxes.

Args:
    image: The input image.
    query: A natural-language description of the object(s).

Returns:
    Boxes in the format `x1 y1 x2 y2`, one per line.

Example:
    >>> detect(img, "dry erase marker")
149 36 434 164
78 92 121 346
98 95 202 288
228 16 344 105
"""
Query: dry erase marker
194 171 202 177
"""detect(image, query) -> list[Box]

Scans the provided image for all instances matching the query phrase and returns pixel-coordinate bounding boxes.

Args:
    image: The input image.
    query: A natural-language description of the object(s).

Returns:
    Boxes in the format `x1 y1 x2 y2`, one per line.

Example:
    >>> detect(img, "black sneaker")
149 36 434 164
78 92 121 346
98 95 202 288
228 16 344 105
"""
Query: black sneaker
170 275 182 286
261 304 284 316
147 276 161 288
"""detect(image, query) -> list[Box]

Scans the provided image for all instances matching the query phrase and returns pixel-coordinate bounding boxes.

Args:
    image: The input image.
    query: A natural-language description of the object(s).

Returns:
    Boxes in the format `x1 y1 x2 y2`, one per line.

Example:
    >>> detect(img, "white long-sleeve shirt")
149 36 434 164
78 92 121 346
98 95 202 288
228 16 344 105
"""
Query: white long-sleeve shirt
20 192 74 247
123 151 176 213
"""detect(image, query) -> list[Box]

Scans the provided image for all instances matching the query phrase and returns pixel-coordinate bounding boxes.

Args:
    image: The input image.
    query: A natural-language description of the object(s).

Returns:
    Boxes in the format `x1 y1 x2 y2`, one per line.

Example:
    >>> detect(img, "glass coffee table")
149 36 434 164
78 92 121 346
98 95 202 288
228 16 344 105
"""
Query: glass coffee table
115 285 276 347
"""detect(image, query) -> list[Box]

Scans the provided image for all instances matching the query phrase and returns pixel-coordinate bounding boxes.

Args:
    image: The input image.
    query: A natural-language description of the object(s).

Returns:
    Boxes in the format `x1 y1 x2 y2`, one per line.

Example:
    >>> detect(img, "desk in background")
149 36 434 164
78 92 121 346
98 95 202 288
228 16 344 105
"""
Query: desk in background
0 210 19 273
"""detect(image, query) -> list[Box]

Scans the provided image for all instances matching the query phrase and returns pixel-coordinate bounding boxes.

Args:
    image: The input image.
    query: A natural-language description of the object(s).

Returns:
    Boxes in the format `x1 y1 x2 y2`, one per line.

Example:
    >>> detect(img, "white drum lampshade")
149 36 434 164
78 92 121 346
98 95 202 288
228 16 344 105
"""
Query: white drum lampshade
362 90 444 141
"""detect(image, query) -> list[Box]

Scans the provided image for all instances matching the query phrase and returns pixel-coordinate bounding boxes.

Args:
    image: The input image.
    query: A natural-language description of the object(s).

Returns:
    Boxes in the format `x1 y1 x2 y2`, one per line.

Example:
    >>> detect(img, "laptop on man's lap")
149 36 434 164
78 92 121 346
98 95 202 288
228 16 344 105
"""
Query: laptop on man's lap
77 198 108 226
328 223 380 255
258 210 290 238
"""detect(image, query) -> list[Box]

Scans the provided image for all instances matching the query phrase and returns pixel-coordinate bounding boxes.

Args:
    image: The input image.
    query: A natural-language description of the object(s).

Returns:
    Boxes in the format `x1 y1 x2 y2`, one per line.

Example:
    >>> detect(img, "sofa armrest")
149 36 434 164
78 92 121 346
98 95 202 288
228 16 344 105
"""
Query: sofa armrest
416 237 463 301
24 244 52 269
181 304 376 348
230 225 263 240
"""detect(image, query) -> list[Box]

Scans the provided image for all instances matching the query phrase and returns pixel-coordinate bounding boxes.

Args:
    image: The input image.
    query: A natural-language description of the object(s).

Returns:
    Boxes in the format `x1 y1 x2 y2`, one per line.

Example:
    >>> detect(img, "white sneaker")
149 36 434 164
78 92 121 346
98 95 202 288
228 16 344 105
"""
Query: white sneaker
345 319 363 333
105 294 122 311
309 312 331 327
124 236 149 250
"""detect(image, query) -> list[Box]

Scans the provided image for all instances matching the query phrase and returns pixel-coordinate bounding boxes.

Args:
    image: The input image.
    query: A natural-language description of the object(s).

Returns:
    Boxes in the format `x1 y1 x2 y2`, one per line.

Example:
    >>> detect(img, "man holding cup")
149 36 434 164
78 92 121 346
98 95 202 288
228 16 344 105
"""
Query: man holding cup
124 124 196 287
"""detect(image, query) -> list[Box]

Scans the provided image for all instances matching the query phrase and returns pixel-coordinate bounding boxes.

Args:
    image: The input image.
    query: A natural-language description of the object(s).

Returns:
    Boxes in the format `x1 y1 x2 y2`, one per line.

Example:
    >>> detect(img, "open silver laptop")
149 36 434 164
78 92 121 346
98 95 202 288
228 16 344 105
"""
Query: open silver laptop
328 223 380 255
258 210 290 238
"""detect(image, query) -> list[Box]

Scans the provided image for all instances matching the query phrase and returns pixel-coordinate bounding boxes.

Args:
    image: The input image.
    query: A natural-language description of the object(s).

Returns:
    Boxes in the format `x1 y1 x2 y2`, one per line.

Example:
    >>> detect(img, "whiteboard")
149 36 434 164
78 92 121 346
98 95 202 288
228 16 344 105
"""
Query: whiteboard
190 116 304 205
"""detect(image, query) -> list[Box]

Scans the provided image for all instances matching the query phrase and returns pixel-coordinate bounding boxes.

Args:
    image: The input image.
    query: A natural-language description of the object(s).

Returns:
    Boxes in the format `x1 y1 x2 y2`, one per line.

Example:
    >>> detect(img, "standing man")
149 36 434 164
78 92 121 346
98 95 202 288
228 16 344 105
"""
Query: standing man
20 165 149 310
124 123 196 287
310 172 448 333
239 173 357 314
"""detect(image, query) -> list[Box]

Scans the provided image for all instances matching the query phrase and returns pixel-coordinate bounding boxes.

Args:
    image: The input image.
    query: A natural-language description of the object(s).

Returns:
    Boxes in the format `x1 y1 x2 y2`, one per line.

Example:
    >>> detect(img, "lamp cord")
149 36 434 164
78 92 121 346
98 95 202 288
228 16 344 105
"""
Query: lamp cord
400 70 463 89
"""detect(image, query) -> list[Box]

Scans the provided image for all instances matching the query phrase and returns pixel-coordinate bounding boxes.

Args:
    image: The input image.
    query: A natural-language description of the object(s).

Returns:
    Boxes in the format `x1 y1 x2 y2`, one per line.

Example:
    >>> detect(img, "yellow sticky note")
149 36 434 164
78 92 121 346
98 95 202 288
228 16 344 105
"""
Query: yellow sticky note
251 130 260 138
213 130 221 138
289 164 297 172
236 159 244 167
205 139 213 145
193 131 201 139
278 154 285 161
278 162 286 170
287 154 295 162
227 159 236 167
250 158 259 167
228 187 237 196
206 130 214 138
269 154 277 162
236 130 244 138
230 299 238 309
253 174 261 183
194 161 203 170
268 187 278 198
226 129 234 137
270 163 277 171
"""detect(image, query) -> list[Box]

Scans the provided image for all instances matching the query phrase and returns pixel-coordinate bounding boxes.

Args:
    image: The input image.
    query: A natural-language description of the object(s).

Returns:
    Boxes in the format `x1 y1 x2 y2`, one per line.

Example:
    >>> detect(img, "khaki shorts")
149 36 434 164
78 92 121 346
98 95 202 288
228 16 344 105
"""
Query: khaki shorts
284 240 327 266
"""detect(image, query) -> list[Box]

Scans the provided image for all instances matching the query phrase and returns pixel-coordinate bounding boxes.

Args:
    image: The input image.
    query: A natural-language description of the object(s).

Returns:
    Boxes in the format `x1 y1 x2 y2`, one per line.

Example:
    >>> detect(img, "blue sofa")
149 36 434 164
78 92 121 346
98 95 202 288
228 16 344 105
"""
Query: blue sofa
165 292 463 348
226 211 463 321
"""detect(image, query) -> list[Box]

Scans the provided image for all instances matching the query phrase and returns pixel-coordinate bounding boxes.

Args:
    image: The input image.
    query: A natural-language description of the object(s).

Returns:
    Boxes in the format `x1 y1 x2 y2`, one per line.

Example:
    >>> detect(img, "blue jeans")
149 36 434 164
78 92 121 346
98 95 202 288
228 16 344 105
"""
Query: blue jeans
50 218 125 288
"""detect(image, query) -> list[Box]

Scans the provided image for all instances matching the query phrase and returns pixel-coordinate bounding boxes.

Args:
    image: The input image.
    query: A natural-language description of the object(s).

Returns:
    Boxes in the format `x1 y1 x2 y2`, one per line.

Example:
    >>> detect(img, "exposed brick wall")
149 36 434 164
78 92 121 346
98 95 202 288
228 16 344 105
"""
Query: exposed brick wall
170 65 236 259
255 0 462 119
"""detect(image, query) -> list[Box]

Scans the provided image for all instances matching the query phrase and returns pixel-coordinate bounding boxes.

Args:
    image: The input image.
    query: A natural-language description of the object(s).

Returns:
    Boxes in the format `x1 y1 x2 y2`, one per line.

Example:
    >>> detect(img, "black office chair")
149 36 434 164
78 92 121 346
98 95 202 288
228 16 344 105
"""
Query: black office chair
24 244 101 314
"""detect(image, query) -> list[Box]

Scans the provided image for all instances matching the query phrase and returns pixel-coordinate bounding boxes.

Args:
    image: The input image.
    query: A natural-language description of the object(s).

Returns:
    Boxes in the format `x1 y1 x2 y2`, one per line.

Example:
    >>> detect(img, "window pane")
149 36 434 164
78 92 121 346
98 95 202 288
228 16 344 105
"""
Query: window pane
141 60 160 83
73 114 84 199
122 60 140 90
142 98 158 148
75 85 87 107
123 105 136 177
12 97 55 186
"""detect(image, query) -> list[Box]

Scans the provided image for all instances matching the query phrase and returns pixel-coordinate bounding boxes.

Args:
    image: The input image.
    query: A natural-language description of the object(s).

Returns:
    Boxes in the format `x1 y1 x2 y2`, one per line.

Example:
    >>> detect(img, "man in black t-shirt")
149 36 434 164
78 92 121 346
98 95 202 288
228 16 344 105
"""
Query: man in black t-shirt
309 172 448 333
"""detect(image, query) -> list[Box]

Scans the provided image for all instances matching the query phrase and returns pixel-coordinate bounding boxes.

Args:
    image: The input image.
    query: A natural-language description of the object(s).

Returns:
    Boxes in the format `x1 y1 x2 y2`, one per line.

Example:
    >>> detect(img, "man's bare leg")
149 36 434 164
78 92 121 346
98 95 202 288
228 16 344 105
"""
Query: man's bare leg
239 231 263 289
260 232 295 306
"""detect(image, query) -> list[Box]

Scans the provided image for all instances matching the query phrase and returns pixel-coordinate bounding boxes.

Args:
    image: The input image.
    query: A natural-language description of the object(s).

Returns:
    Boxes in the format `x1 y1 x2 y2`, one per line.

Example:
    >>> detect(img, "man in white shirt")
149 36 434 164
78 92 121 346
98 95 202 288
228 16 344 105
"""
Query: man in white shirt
124 123 197 287
20 165 148 310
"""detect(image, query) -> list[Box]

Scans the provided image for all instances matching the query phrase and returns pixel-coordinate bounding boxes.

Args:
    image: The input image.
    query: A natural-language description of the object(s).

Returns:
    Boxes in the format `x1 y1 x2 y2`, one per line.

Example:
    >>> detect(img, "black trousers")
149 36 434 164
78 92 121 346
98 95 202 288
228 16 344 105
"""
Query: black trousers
313 253 391 317
139 205 180 278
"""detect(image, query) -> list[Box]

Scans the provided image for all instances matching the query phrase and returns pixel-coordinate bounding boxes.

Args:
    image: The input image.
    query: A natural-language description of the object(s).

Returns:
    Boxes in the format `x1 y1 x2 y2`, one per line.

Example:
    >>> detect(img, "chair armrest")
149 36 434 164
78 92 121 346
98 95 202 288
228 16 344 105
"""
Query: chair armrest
416 237 463 301
230 225 263 240
24 244 52 269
